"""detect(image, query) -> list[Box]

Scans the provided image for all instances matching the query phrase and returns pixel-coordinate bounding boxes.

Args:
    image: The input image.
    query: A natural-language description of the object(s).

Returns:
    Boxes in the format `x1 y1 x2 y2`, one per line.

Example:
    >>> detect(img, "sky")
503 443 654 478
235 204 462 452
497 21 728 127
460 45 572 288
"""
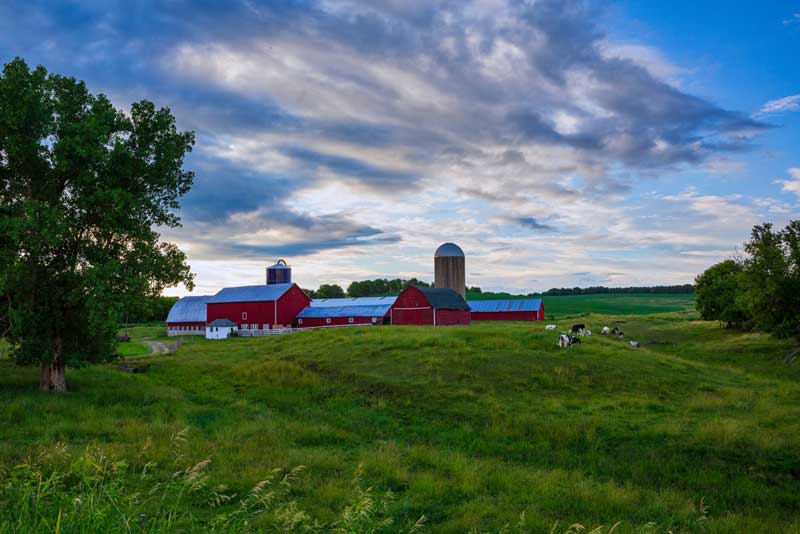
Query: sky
2 0 798 296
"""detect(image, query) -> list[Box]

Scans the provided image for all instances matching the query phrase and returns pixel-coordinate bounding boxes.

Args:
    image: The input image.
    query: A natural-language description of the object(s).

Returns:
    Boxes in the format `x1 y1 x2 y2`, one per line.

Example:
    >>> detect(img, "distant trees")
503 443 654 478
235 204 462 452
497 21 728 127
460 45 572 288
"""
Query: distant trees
311 284 346 299
0 58 195 391
347 278 430 297
122 296 180 324
536 285 694 296
695 220 800 342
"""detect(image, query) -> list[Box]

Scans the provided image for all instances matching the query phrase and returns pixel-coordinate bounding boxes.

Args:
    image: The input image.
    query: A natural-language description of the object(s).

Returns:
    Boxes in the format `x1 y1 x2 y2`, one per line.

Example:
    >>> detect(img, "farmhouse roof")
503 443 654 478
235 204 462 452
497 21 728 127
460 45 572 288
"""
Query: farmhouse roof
467 299 542 312
208 283 294 304
207 318 238 327
414 286 470 310
166 295 213 323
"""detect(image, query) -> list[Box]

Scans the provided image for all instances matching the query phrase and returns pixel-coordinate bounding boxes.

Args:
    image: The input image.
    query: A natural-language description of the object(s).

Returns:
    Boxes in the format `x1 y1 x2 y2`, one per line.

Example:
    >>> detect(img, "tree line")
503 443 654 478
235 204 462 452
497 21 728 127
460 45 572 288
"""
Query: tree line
304 280 694 299
695 220 800 342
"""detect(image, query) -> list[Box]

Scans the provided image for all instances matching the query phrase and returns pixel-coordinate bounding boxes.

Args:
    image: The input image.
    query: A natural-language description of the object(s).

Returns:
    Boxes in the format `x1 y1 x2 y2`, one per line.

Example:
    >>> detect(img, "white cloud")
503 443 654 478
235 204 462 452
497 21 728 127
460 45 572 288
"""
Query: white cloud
775 167 800 198
758 94 800 115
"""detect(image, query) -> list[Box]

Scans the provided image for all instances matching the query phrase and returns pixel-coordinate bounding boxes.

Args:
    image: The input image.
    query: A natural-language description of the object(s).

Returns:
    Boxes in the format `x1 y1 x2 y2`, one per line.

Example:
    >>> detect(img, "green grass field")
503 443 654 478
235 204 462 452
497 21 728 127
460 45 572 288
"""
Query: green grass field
2 308 799 532
542 293 695 318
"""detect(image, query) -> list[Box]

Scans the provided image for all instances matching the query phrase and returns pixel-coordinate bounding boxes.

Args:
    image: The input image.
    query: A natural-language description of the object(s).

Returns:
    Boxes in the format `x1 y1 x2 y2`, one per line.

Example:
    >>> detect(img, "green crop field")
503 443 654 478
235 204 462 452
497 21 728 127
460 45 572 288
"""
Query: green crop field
542 293 695 318
2 312 799 533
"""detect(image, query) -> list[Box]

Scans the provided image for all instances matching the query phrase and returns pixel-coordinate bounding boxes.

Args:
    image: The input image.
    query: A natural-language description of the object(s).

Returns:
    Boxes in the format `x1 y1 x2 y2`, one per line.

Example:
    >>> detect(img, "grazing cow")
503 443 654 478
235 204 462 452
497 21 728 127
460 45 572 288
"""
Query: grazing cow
617 331 625 340
584 330 592 337
558 334 570 348
569 335 581 345
601 326 610 335
611 327 620 335
571 324 585 334
629 341 640 348
546 324 558 331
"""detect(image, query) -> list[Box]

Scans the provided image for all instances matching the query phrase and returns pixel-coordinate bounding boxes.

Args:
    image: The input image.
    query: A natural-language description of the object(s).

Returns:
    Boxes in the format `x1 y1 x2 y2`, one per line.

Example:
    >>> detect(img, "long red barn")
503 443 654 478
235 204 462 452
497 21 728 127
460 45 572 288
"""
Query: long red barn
206 283 310 330
467 299 544 321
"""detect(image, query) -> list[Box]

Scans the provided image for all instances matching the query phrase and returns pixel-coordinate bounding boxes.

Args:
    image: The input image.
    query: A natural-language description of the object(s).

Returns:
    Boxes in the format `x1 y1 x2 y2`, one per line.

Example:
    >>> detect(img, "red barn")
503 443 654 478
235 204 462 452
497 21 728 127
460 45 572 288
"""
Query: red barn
391 286 471 326
206 283 310 330
467 299 544 321
166 295 213 336
294 297 396 328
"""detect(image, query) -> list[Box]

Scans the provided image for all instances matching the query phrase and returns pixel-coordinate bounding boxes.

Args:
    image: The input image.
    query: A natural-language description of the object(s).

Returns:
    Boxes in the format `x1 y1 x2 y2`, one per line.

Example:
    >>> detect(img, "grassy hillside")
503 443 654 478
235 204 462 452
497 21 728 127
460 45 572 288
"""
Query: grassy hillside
1 315 799 532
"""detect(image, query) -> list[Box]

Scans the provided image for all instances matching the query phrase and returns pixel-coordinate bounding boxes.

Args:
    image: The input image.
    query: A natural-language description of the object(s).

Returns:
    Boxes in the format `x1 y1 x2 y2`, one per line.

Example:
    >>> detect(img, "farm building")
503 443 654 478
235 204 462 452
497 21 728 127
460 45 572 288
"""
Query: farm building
166 295 213 336
205 318 239 340
391 286 471 326
295 296 396 328
206 283 311 331
468 299 544 321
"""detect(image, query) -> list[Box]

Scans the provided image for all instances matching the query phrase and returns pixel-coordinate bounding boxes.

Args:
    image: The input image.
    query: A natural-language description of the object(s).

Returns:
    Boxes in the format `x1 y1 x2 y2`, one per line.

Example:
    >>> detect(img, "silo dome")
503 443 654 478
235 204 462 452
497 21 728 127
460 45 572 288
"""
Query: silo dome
434 242 465 258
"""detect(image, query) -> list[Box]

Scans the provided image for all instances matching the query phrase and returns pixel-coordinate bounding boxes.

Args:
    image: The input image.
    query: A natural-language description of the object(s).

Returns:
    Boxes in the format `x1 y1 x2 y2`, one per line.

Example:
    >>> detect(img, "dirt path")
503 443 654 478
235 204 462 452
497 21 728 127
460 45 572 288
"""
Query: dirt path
143 341 170 355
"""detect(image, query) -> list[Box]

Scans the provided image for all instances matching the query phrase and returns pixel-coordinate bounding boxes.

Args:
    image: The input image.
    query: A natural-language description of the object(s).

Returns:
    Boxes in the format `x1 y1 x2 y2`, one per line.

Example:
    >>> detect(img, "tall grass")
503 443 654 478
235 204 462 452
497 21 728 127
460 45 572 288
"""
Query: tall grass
0 429 428 533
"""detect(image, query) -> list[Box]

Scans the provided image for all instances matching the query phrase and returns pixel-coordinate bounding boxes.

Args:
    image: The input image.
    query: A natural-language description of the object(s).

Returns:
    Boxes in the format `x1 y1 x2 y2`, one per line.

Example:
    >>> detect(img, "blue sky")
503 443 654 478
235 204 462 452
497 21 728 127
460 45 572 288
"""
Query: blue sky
2 1 798 295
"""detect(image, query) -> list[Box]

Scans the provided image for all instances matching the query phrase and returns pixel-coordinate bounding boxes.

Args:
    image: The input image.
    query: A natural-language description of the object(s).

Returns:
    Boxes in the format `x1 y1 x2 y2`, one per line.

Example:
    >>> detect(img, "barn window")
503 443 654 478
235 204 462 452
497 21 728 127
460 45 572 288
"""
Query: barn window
326 318 331 324
348 317 354 323
371 317 377 323
242 312 248 320
298 318 303 325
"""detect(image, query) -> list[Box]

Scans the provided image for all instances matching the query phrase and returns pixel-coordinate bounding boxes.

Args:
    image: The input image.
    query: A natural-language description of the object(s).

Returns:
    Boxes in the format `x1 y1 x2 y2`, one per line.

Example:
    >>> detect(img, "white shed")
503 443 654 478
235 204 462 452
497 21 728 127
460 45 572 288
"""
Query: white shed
205 318 239 340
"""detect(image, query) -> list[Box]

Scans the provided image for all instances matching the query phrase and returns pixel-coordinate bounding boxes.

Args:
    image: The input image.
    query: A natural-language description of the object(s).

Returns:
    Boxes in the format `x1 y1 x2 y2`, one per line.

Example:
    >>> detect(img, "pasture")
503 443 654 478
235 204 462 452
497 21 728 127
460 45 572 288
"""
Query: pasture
1 312 799 532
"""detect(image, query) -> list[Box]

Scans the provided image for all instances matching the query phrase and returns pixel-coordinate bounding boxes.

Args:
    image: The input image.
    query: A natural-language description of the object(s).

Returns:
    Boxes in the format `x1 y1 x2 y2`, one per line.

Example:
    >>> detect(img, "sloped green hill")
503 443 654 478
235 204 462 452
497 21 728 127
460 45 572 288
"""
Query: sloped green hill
1 315 798 532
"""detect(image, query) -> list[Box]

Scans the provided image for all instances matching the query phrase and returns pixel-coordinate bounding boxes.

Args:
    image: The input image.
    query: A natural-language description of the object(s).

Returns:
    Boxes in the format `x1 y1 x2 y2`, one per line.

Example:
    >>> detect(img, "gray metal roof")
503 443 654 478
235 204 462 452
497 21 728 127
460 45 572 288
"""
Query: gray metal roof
297 304 393 319
413 286 470 310
467 299 542 313
166 295 213 323
207 318 239 328
309 296 397 308
208 283 295 304
434 242 464 258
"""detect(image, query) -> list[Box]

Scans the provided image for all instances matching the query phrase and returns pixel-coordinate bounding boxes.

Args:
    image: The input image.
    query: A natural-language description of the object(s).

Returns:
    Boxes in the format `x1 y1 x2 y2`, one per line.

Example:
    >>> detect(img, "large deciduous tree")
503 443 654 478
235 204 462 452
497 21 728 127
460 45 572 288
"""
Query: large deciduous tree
694 259 749 328
0 58 195 392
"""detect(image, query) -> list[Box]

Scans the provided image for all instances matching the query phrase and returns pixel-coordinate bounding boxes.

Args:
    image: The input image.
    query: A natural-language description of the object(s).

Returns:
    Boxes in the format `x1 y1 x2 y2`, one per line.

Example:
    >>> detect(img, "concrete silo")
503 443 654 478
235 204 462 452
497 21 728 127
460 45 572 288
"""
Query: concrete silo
434 243 465 298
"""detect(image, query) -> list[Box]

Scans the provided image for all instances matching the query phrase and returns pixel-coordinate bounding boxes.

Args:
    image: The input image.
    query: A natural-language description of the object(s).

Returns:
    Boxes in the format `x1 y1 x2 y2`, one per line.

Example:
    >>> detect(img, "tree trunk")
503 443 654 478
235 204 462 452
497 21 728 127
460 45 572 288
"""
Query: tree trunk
40 337 67 392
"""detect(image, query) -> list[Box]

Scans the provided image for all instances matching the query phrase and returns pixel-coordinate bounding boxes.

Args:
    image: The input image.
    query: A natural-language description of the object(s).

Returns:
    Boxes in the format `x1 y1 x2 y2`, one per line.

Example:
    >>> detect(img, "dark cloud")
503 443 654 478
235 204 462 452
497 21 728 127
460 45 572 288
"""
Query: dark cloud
512 217 556 231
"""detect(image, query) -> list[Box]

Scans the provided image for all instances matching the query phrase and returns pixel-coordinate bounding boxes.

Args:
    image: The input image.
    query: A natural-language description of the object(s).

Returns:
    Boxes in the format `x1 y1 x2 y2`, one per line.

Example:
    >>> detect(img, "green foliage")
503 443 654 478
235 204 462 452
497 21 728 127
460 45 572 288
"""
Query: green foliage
1 315 799 531
123 296 180 324
739 222 800 340
310 284 346 299
694 260 749 327
693 220 800 341
0 57 194 389
347 278 430 297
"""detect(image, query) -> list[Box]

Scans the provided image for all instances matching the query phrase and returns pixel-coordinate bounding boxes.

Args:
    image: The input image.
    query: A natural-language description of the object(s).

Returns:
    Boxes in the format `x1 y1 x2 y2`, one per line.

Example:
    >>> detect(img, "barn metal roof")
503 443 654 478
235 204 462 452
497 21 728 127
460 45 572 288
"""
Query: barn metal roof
207 318 238 327
434 242 464 257
297 304 393 319
413 286 470 310
208 283 294 304
166 295 213 323
467 299 542 313
309 296 397 308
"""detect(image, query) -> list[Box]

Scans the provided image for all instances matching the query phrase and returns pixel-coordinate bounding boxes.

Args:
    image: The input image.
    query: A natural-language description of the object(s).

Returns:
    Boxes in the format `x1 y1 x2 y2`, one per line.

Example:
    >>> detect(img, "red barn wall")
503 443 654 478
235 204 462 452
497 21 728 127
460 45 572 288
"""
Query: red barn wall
276 285 312 326
391 287 470 326
391 286 433 325
433 309 471 325
207 301 276 328
470 311 537 322
295 316 379 328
